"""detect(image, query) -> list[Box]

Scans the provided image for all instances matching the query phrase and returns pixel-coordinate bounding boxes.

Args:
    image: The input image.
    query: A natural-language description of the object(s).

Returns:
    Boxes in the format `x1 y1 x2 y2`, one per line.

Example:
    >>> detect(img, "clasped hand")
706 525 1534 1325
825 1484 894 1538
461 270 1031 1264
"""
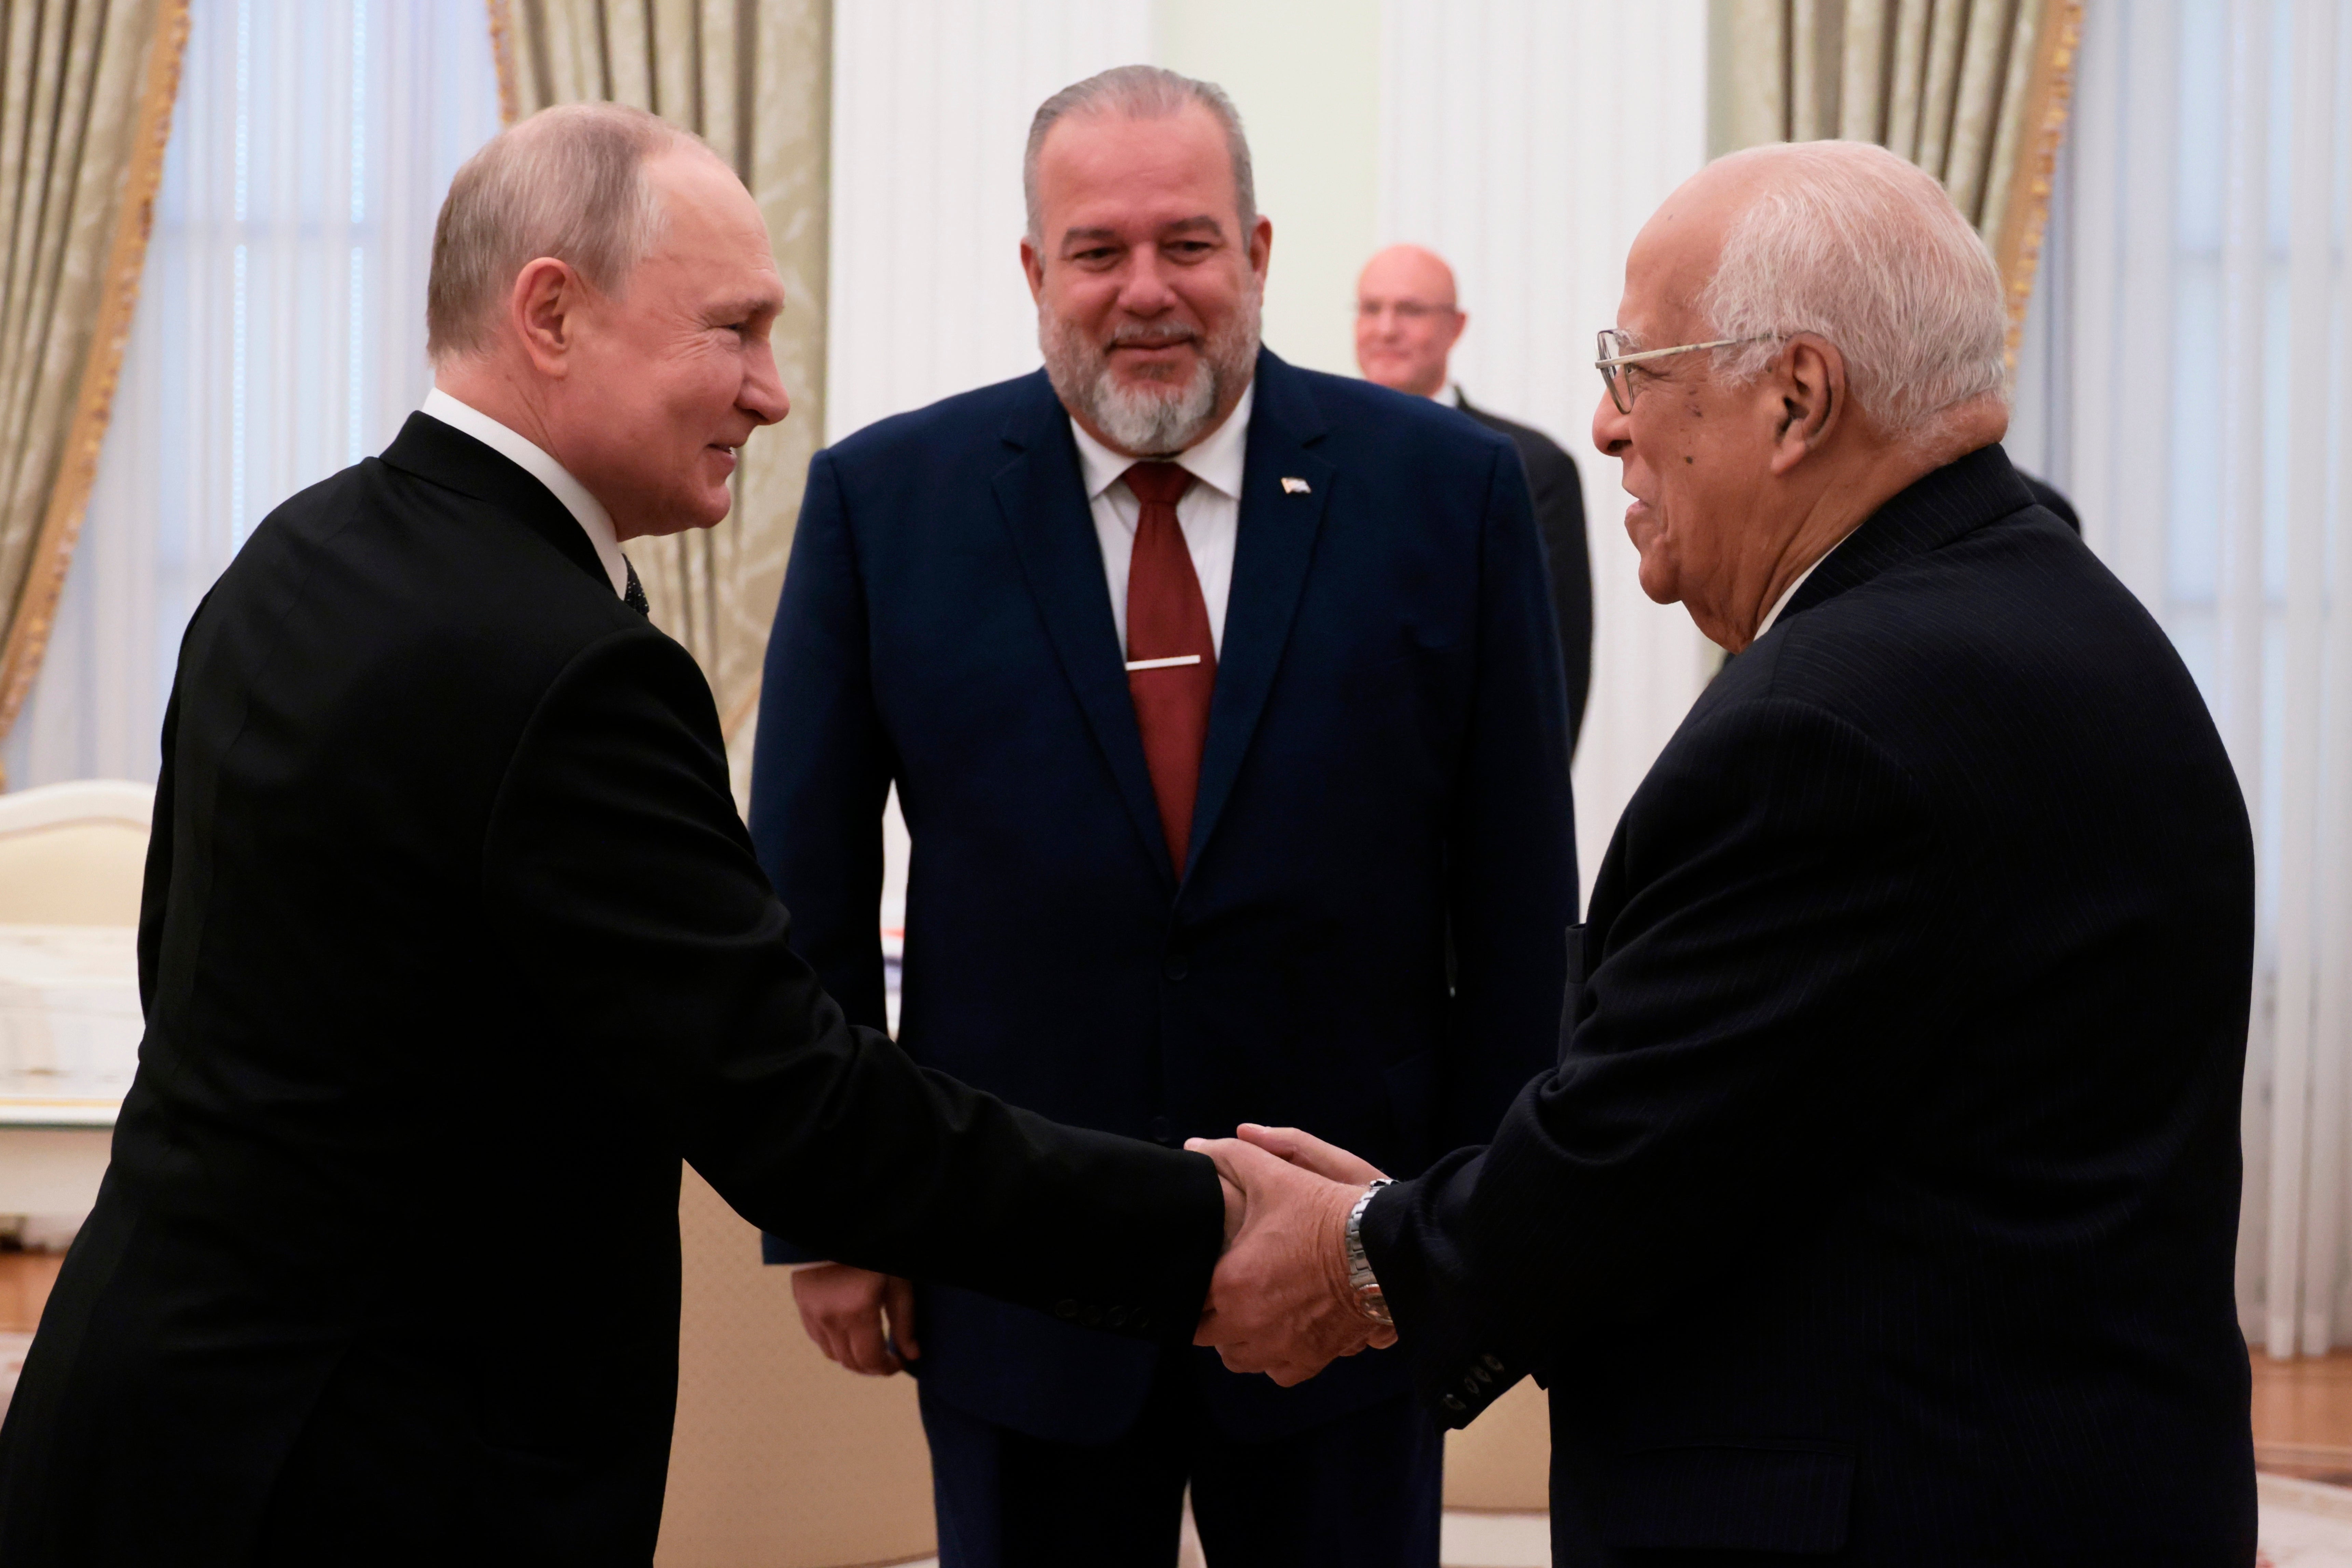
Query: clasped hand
1190 1124 1397 1386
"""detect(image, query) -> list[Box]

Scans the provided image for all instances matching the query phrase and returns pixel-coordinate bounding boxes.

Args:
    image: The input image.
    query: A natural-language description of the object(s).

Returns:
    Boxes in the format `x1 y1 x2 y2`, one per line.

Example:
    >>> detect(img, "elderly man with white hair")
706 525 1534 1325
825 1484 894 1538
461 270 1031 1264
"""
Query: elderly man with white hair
1190 141 2257 1565
0 102 1235 1566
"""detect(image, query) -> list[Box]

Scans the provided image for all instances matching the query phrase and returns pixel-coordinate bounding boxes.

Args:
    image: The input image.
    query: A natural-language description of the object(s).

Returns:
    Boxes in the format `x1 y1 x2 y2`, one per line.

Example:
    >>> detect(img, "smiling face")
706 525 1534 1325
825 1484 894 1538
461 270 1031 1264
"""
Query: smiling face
1023 102 1270 456
1353 245 1465 397
1590 162 1805 642
542 148 789 538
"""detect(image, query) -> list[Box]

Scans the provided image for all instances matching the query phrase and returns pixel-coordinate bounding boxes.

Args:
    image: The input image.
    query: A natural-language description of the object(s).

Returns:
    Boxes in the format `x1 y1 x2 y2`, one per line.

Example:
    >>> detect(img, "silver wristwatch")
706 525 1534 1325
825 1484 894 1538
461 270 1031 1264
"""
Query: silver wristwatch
1345 1178 1397 1325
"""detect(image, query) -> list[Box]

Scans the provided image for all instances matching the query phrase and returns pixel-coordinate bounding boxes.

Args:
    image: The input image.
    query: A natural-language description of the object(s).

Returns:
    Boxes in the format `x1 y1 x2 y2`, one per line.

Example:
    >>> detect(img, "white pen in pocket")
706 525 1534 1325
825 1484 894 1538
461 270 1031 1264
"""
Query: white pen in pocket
1125 655 1203 672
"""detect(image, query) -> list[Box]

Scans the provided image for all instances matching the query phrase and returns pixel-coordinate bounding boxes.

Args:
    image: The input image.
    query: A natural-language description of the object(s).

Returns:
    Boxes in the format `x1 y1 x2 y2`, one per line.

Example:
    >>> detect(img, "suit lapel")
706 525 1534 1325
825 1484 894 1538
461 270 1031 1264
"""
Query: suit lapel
1186 351 1333 879
990 374 1175 888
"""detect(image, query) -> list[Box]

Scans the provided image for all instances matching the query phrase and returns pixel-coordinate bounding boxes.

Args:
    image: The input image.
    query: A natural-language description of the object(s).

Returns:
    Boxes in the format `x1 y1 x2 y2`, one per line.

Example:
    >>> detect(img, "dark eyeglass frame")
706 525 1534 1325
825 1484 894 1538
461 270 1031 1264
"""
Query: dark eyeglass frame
1595 328 1777 414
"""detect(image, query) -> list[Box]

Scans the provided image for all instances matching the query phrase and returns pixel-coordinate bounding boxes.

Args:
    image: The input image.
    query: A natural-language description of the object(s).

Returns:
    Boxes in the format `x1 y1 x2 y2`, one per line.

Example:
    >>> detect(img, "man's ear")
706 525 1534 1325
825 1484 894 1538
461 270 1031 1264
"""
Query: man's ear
1020 236 1046 305
1248 215 1273 281
1767 334 1846 476
511 257 584 379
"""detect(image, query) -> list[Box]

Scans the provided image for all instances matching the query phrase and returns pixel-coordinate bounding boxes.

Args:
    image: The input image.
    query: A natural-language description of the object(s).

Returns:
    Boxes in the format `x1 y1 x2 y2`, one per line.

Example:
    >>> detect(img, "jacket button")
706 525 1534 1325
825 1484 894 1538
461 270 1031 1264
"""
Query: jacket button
1440 1394 1466 1412
1054 1299 1078 1321
1163 953 1189 980
1149 1116 1173 1143
1079 1305 1103 1328
1132 1310 1153 1331
1463 1374 1481 1395
1482 1353 1505 1372
1473 1365 1494 1385
1107 1306 1128 1328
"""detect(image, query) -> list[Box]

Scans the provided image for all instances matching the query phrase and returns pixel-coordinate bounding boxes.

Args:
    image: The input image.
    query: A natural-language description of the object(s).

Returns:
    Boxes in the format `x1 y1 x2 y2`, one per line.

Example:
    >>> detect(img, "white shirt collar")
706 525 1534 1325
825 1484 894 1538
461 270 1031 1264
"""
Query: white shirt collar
418 388 629 598
1423 383 1464 408
1070 378 1256 506
1755 539 1845 640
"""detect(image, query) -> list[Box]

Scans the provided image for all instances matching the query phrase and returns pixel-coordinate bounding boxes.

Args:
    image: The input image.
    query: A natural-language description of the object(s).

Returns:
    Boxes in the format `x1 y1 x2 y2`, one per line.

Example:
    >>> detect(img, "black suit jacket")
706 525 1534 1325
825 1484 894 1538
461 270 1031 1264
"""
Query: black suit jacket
0 415 1223 1566
1364 445 2255 1564
1457 393 1592 749
750 350 1577 1443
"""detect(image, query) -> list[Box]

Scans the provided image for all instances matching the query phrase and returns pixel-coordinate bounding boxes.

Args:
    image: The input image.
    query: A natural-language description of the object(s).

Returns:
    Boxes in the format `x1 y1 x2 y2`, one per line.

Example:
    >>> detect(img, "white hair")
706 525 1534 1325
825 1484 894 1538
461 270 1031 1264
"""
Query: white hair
426 102 699 362
1023 65 1255 244
1697 140 2008 449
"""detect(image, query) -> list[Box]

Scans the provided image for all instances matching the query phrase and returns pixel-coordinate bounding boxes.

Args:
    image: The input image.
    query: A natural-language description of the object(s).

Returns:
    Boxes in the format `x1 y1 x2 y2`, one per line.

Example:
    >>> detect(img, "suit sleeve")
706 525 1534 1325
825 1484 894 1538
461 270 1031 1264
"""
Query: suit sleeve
748 448 893 1031
1438 442 1579 1152
482 625 1224 1338
1367 696 1944 1422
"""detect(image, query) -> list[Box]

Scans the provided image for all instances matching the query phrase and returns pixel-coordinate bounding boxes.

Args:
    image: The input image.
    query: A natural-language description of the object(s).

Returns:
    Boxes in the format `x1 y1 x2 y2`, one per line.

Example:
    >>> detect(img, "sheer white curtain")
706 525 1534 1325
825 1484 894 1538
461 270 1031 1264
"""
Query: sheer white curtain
1380 0 1714 900
2 0 501 788
2010 0 2352 1356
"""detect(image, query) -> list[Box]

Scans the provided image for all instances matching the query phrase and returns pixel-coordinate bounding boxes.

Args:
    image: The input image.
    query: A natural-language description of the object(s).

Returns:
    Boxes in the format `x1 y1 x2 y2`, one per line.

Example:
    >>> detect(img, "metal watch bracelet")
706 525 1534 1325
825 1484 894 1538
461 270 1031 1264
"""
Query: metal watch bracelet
1345 1177 1397 1325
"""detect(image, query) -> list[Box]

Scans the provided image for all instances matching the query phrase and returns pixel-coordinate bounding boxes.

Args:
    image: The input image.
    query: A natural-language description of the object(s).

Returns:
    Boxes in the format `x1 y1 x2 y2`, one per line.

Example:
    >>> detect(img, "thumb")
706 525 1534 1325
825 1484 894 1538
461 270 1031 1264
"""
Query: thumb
885 1275 920 1361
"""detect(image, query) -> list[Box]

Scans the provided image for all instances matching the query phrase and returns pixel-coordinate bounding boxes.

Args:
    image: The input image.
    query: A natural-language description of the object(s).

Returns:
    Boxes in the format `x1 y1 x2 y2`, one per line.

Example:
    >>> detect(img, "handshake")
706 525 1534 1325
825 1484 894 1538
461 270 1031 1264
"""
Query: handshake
794 1124 1402 1387
1191 1123 1399 1385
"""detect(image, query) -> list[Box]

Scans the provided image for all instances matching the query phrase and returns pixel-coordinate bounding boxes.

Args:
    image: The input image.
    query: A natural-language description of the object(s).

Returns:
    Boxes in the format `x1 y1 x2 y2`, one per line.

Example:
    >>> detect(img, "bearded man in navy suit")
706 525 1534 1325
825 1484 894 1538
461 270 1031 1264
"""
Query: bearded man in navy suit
748 65 1576 1568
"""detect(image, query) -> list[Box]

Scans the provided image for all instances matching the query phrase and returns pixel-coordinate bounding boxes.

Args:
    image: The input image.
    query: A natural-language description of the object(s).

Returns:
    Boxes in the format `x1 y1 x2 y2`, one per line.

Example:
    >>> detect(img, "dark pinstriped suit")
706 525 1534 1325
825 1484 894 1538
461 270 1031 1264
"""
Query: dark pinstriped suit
1364 444 2256 1565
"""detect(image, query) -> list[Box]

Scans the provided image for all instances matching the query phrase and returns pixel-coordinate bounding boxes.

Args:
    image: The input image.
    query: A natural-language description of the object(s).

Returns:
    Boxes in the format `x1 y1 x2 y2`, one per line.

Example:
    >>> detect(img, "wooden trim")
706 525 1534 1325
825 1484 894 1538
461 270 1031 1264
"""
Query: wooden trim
488 0 522 125
1992 0 2084 365
0 1 192 790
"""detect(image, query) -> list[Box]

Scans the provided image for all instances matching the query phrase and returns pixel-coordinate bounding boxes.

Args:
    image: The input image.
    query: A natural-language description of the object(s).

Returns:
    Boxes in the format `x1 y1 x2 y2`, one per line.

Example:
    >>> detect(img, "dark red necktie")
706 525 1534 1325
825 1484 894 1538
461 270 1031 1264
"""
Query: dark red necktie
1121 462 1217 874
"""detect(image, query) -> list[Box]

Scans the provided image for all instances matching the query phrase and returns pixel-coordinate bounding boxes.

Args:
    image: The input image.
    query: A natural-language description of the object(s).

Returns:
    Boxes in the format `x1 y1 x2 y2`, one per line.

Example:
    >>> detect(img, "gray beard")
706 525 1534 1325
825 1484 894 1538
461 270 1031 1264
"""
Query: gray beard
1039 285 1262 455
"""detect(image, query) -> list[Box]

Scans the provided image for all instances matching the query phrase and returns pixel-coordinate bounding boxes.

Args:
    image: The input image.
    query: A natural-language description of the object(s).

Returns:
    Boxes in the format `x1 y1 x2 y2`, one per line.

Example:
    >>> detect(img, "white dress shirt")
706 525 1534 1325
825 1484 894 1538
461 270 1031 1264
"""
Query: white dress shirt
1756 545 1837 640
1068 380 1254 659
418 388 630 599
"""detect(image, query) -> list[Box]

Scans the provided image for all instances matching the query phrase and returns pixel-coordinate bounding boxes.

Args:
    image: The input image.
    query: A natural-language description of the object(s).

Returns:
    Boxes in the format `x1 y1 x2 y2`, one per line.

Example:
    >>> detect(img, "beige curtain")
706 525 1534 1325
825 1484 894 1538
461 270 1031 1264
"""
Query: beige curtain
1717 0 2083 339
492 0 829 740
0 1 189 792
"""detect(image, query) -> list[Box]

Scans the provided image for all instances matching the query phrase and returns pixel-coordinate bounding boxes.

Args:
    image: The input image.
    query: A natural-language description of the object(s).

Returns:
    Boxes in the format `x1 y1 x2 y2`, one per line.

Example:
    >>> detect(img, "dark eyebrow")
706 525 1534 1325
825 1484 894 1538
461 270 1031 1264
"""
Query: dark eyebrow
1057 215 1228 250
709 292 782 322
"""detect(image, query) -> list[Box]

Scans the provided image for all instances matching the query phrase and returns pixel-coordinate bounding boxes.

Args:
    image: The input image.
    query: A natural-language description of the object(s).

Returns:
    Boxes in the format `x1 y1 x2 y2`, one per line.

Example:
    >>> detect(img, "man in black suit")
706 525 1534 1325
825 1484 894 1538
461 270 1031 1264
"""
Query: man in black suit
0 104 1230 1566
1356 243 1592 747
1197 141 2256 1565
756 66 1574 1568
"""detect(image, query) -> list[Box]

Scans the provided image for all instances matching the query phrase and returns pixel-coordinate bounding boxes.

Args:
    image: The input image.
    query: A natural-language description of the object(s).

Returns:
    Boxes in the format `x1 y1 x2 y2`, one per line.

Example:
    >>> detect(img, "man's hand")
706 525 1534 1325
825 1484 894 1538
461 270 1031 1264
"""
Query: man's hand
1236 1122 1388 1185
1188 1136 1397 1386
791 1264 919 1376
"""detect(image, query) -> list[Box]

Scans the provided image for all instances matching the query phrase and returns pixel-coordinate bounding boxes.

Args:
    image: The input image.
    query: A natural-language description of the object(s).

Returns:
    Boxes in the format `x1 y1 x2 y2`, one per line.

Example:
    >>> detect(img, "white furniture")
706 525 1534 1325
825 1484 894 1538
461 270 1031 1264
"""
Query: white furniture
0 779 152 927
0 779 151 1220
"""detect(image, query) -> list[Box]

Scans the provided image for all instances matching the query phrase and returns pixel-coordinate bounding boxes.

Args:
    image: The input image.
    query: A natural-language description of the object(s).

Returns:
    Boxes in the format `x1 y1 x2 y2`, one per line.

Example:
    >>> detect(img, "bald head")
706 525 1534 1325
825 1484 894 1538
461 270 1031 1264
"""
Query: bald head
1595 140 2010 654
1639 140 2008 450
428 102 707 362
1354 244 1466 396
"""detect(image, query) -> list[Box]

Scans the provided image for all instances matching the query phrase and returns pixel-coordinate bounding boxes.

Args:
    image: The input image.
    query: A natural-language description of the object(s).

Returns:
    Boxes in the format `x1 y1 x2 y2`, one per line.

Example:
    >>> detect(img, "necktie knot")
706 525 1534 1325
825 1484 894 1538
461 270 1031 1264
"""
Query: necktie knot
1121 462 1193 509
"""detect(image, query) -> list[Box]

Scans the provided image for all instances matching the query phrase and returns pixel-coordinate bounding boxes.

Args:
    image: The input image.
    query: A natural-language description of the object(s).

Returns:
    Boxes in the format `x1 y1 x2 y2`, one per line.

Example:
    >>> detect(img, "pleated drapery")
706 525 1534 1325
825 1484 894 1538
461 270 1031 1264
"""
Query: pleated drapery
491 0 828 743
0 0 187 791
1717 0 2083 338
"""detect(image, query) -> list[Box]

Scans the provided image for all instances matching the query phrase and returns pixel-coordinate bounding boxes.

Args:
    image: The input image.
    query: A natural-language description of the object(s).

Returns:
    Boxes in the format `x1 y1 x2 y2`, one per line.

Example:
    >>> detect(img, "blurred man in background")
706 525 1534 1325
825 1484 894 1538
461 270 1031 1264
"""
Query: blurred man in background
751 65 1574 1568
1356 243 1592 749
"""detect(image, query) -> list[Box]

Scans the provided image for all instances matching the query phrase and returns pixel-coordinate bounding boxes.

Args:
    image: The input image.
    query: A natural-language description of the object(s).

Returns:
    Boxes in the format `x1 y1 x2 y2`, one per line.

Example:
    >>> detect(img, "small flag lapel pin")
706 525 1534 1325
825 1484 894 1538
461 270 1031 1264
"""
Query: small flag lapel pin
1281 476 1312 495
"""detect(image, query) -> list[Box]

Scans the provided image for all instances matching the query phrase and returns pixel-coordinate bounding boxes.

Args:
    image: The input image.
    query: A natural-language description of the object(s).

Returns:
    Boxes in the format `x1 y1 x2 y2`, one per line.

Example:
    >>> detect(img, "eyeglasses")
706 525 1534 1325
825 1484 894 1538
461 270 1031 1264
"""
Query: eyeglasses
1357 299 1458 323
1594 329 1775 414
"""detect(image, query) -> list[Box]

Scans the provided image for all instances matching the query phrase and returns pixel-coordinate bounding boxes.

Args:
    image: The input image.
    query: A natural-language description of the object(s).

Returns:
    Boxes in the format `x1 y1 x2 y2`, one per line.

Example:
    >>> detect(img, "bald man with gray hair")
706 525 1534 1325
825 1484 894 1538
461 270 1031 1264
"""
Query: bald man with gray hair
0 101 1234 1566
1191 140 2256 1565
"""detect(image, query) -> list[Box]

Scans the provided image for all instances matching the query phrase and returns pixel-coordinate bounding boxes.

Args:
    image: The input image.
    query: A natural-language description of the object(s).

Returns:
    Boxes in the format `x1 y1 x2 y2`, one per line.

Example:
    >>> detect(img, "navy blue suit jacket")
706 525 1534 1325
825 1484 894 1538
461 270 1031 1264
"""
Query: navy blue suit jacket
750 349 1577 1443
